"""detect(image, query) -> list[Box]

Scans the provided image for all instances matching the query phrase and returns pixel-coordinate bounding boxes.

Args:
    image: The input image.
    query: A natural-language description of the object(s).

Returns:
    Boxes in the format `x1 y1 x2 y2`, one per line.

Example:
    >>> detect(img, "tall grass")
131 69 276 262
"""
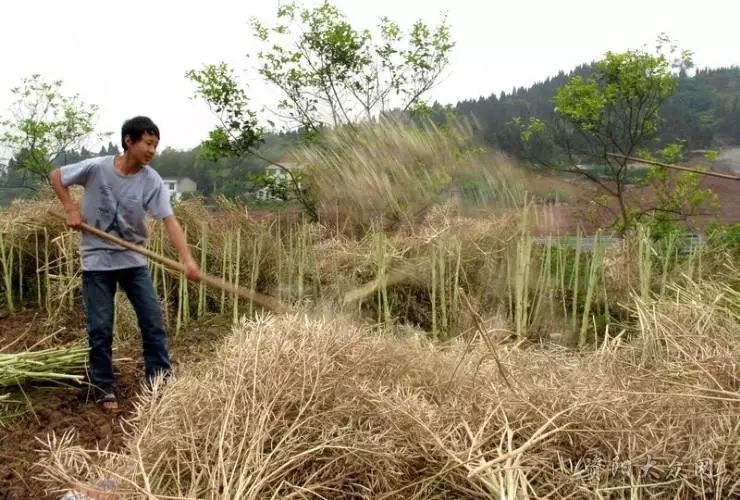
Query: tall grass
0 198 730 349
0 231 14 312
302 117 526 231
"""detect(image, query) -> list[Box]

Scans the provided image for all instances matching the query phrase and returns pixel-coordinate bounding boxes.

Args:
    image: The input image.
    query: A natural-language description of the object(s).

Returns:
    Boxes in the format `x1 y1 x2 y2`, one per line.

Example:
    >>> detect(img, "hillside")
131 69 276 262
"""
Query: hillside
454 66 740 152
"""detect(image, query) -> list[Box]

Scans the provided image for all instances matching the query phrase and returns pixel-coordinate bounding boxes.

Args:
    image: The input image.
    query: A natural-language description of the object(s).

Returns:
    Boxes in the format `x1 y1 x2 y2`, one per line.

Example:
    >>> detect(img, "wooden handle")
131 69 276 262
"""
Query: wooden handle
606 153 740 181
49 211 291 314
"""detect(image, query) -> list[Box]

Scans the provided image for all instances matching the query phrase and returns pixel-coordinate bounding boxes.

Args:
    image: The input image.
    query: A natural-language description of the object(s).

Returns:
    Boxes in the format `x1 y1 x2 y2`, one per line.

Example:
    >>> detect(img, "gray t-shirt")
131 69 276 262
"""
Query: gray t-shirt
58 155 174 271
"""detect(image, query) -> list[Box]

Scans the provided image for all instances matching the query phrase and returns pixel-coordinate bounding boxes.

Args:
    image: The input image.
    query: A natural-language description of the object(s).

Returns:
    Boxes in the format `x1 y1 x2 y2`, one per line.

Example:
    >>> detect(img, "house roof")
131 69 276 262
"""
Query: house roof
161 176 196 182
266 162 303 171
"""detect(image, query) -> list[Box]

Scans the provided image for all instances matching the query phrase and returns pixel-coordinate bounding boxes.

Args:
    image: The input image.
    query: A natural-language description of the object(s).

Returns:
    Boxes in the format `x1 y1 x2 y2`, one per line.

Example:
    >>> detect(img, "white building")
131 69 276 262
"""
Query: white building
255 162 304 201
162 177 197 202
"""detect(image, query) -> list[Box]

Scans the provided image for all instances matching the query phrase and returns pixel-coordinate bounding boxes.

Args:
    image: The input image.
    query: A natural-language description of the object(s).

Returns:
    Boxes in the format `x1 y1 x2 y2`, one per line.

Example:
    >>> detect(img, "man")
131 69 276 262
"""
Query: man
50 116 201 412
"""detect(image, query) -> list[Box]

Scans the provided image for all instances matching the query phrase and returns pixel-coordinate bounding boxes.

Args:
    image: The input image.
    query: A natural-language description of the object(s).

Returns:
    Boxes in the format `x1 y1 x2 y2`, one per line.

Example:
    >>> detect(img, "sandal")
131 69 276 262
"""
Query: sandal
95 392 120 413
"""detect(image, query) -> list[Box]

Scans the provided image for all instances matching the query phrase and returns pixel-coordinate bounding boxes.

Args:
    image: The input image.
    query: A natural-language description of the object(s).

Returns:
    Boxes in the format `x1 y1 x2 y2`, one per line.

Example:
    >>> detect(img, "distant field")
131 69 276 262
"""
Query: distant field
530 149 740 233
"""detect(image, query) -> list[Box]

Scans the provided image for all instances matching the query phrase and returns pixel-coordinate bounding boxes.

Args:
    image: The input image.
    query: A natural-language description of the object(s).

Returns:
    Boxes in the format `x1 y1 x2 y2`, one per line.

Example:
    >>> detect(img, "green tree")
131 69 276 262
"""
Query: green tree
185 63 316 214
186 1 453 219
0 74 102 187
643 146 718 237
250 1 452 134
518 38 715 233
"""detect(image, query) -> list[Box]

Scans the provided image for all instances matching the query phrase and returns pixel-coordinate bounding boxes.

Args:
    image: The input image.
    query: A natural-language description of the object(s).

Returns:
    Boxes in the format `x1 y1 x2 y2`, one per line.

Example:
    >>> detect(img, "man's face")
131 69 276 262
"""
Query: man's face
126 131 159 164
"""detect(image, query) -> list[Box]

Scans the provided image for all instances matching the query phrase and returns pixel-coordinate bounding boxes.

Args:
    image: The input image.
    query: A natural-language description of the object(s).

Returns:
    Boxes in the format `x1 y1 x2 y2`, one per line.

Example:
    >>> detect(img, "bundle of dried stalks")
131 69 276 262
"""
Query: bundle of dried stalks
0 344 87 387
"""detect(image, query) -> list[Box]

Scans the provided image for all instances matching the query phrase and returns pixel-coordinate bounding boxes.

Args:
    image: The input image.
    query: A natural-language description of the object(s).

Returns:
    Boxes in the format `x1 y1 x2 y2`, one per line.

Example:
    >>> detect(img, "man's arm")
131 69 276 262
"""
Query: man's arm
162 215 201 281
49 168 83 229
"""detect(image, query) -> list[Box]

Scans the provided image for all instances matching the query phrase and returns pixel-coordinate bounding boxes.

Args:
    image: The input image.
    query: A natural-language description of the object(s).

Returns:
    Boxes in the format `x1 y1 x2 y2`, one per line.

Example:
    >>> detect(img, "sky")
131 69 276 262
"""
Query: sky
1 0 739 152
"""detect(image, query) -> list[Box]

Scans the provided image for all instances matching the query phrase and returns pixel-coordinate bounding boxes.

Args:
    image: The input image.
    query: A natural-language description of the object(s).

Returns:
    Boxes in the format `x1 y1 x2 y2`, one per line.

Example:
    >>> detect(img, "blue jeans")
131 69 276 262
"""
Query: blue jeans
82 266 171 393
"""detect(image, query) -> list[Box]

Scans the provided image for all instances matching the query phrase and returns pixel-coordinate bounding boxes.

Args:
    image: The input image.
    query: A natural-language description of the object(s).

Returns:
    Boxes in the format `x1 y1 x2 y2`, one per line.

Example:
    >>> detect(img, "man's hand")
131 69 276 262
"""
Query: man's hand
65 206 84 230
183 258 202 282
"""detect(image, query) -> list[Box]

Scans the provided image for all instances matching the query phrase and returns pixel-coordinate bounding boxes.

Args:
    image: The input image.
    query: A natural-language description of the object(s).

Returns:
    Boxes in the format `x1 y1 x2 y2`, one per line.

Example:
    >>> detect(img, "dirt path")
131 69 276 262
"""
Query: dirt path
0 310 229 500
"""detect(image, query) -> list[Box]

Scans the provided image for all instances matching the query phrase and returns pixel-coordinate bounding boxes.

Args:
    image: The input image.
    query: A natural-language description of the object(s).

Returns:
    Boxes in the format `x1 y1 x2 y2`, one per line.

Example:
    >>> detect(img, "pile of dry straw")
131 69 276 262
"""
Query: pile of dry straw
38 276 738 498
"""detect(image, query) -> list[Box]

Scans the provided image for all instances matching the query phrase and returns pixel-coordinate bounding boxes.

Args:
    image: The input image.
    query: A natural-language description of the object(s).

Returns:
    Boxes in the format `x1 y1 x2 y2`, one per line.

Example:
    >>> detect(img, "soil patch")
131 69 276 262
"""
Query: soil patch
1 309 232 500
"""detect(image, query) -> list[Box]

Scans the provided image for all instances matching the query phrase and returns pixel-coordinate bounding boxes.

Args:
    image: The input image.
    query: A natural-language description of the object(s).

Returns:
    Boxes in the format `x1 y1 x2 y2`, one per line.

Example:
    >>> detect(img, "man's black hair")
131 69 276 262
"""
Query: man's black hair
121 116 160 151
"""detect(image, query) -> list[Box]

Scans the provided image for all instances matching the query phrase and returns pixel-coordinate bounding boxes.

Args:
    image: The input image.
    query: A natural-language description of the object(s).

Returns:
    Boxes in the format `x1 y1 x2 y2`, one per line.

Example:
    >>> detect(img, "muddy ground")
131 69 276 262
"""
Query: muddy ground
0 309 230 500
